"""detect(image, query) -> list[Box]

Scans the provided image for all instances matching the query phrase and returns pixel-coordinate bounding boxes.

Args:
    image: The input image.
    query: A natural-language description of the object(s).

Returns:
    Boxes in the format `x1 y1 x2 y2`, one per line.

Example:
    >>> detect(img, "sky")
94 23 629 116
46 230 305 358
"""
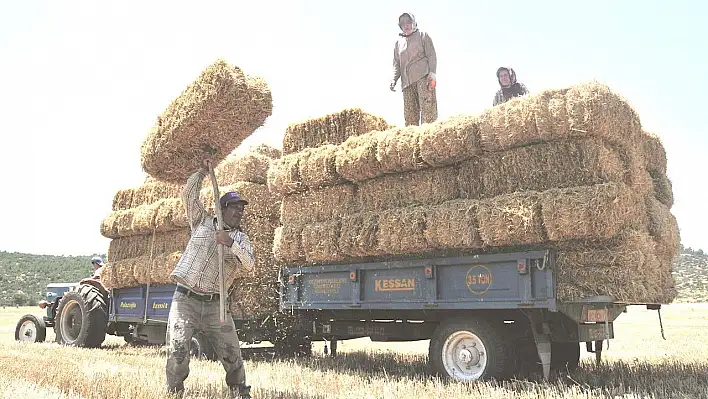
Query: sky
0 0 706 256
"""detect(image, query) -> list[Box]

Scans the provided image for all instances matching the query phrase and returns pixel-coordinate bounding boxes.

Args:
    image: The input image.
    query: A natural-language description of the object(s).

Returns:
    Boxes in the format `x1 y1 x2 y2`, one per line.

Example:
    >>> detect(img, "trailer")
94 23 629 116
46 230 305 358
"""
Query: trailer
279 248 655 381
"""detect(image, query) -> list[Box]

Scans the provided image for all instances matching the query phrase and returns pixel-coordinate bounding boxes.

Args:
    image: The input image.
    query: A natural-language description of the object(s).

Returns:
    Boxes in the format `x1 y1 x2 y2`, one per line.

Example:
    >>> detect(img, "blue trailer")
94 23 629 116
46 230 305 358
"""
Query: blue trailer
279 248 658 381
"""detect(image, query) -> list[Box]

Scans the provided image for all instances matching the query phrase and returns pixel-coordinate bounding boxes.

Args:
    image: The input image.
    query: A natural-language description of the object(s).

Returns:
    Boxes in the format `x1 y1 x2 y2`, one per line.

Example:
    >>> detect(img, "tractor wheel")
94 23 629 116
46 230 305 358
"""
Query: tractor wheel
15 314 47 343
54 283 108 348
429 318 513 382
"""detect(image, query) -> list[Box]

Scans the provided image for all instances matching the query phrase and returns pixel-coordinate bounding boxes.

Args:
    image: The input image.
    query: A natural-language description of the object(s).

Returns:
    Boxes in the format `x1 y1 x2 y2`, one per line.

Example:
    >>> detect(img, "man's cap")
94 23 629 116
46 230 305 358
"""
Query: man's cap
219 192 249 208
91 256 104 266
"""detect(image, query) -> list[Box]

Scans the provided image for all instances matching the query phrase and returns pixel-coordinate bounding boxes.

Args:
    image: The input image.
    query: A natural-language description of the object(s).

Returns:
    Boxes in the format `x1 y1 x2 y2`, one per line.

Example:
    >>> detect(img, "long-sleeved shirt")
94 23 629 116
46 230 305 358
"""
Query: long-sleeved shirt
392 29 437 90
170 169 255 294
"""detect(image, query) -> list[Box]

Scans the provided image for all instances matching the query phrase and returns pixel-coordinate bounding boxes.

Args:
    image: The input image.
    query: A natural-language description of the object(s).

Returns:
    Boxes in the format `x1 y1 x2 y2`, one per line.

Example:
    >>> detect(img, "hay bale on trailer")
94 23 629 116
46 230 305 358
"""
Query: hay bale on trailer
140 59 272 183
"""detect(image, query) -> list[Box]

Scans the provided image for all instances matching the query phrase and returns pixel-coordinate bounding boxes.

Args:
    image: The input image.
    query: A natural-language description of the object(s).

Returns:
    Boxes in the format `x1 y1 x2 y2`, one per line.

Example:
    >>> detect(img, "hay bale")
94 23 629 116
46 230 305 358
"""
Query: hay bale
155 198 189 232
641 131 667 174
334 131 383 182
280 184 359 225
115 211 136 237
658 261 678 304
377 207 429 255
532 88 571 139
301 220 343 263
554 229 655 302
129 180 183 209
650 170 674 208
541 183 644 243
273 225 305 263
358 166 459 212
100 263 117 289
647 197 681 263
564 82 641 145
130 203 158 236
109 257 140 289
338 212 384 258
149 251 183 285
419 115 479 167
478 93 539 152
251 143 281 159
457 158 486 200
282 108 390 155
375 126 425 174
107 229 191 262
267 151 306 197
298 144 342 188
140 59 272 184
214 150 271 185
472 138 626 199
100 212 120 239
477 191 545 247
424 200 483 249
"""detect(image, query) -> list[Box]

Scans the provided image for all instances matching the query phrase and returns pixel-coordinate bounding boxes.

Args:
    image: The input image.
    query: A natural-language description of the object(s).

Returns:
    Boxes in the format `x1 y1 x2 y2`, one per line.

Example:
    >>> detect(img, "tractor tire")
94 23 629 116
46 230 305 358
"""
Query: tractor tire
429 318 513 382
54 283 108 348
15 314 47 343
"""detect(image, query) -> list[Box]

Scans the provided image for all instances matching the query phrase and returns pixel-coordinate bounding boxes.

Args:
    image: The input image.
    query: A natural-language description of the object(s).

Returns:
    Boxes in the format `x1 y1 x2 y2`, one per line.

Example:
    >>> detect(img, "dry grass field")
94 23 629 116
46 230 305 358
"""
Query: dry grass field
1 304 707 398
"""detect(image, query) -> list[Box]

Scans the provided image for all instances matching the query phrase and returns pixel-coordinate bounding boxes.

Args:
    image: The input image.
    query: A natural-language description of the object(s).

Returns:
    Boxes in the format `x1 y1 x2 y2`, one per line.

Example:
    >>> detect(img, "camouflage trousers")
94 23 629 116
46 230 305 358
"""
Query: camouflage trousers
402 76 438 126
165 289 249 397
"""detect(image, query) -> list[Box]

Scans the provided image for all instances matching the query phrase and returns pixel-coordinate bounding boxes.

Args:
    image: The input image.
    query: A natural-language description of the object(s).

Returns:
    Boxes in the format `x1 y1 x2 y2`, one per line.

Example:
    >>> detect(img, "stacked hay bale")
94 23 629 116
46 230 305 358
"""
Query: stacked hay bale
100 145 282 317
269 82 679 304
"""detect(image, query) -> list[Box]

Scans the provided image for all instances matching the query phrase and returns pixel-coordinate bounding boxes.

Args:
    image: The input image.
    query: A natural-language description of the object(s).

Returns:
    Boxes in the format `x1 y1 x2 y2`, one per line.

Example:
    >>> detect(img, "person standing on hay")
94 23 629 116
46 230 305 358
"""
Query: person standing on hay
165 158 255 399
493 66 529 106
390 12 438 126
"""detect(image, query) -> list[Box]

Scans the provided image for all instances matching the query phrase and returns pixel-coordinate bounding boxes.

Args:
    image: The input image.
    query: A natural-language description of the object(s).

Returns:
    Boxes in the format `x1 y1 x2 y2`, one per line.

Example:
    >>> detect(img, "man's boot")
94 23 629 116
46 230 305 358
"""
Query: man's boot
230 384 252 399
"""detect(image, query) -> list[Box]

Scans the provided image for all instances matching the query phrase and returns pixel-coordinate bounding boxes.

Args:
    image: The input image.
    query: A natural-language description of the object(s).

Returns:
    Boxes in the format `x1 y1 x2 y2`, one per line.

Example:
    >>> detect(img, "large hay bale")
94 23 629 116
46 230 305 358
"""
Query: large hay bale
100 212 120 239
650 170 674 208
109 257 140 289
424 200 483 250
419 115 479 167
301 220 343 263
140 59 272 184
282 108 390 155
541 183 644 243
111 189 135 212
338 212 384 258
128 180 183 210
641 131 667 174
554 229 656 303
470 138 626 200
273 225 305 264
377 207 428 255
298 144 342 189
130 203 158 236
334 131 383 182
477 191 545 247
100 263 117 289
375 126 425 174
358 166 459 212
647 197 681 263
107 229 191 262
115 211 135 238
155 198 189 232
564 82 641 144
149 251 183 285
267 151 306 197
280 184 358 225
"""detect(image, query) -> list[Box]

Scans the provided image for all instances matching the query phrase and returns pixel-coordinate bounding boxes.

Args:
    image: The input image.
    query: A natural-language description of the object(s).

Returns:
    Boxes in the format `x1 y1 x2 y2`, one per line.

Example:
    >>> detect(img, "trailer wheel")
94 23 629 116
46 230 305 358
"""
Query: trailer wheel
15 314 47 343
190 333 216 361
429 319 511 382
551 342 580 372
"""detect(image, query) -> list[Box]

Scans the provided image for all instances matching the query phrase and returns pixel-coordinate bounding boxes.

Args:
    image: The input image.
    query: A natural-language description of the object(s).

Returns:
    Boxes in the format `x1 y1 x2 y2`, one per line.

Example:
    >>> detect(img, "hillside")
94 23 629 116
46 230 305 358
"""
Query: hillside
0 246 706 305
0 251 101 306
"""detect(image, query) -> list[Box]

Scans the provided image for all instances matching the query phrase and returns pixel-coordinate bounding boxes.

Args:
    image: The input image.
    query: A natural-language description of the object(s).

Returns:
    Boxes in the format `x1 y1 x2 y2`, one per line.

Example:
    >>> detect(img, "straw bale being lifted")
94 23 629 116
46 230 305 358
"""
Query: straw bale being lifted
140 59 272 183
283 108 391 155
280 184 358 225
358 166 459 212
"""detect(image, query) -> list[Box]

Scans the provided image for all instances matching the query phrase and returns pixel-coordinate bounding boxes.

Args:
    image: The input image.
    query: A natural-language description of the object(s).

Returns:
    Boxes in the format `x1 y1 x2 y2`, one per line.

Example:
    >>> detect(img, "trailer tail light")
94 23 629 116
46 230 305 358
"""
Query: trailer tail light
38 300 49 309
517 260 528 274
288 275 296 285
424 266 434 279
349 271 357 282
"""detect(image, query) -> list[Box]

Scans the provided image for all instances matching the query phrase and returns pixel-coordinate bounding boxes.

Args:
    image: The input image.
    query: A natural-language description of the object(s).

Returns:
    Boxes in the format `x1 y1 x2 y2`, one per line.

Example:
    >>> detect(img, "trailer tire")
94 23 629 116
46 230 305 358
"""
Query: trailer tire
429 318 512 382
54 284 108 348
191 333 217 361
